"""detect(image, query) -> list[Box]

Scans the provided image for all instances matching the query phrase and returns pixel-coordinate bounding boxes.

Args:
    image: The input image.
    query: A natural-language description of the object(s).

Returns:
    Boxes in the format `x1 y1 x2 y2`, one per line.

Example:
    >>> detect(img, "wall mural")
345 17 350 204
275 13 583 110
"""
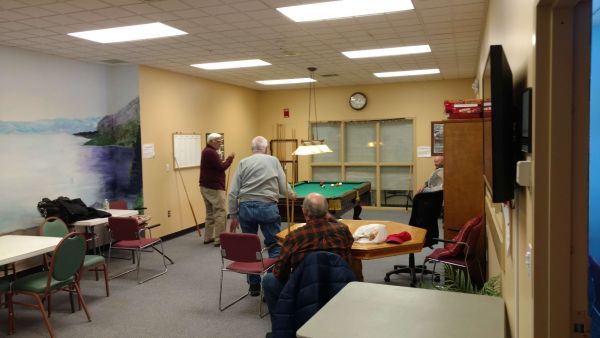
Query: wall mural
0 97 142 233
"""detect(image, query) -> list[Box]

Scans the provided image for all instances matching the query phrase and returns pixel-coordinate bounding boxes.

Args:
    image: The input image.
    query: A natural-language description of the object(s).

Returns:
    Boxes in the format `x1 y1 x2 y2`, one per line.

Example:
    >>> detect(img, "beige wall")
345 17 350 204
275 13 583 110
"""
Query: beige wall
139 69 474 233
257 79 474 191
138 66 260 237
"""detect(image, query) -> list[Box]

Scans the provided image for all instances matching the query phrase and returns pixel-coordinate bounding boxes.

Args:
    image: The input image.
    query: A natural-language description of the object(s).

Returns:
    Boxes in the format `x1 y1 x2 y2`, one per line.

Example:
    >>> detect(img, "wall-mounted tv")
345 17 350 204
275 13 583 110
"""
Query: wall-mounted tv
482 45 516 203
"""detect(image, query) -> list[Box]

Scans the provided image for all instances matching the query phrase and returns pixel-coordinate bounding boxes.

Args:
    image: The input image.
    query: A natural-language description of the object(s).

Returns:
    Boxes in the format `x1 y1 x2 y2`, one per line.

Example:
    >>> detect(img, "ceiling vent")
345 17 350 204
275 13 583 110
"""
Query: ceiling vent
320 73 339 78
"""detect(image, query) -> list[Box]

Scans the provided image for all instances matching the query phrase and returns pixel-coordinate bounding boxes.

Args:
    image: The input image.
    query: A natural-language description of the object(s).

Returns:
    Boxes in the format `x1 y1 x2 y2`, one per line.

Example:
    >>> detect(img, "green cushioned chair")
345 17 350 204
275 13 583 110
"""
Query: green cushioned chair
12 232 91 337
0 276 14 334
41 217 110 297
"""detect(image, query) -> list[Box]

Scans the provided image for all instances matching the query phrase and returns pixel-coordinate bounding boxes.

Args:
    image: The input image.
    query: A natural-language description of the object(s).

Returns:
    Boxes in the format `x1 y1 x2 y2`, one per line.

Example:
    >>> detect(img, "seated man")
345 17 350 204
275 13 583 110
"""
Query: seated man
419 155 444 193
262 193 354 324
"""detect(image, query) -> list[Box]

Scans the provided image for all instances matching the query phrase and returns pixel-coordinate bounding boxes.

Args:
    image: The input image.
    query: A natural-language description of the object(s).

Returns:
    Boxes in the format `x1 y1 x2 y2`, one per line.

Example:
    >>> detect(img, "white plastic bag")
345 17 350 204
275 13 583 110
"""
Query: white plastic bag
353 223 388 244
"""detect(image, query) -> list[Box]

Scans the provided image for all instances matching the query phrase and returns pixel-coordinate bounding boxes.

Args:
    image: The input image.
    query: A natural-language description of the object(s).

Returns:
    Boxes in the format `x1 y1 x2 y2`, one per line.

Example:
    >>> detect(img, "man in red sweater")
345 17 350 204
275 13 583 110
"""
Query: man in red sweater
199 133 234 246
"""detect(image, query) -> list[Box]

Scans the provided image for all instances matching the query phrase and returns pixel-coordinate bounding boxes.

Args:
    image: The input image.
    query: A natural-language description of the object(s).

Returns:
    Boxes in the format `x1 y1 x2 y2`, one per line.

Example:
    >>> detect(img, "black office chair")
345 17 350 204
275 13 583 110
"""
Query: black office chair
384 190 443 286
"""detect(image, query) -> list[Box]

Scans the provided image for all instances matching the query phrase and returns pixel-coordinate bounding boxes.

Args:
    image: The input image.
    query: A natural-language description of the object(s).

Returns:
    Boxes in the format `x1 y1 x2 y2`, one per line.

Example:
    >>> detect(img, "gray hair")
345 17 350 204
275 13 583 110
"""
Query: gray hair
302 193 328 219
251 136 268 153
207 133 223 142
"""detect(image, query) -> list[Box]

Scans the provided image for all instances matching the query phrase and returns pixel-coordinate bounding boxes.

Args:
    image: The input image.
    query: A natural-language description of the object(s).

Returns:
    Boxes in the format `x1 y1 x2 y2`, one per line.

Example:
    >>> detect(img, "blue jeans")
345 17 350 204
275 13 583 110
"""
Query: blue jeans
239 201 281 285
262 272 286 323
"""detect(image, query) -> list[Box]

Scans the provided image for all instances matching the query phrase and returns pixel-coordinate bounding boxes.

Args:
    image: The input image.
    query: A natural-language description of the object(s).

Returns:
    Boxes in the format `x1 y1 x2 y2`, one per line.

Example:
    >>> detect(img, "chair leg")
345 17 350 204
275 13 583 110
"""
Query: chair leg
73 282 91 322
7 292 14 335
258 273 268 318
101 263 110 297
32 294 55 338
47 294 52 317
218 270 250 312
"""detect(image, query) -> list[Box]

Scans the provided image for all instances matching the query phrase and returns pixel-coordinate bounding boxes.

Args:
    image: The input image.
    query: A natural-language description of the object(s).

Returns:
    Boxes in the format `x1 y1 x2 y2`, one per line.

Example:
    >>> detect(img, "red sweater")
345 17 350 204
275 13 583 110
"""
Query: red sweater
199 145 233 190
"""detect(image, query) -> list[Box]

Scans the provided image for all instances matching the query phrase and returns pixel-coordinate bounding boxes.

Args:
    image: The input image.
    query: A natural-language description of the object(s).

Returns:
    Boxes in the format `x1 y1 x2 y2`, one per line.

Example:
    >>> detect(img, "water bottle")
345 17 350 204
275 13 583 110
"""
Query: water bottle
103 198 110 210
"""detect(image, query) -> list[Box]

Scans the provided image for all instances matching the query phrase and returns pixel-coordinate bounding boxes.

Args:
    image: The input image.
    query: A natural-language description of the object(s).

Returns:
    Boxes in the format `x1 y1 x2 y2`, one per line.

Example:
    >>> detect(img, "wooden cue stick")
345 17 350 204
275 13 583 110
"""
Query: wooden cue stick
289 156 296 234
174 157 202 238
284 166 291 234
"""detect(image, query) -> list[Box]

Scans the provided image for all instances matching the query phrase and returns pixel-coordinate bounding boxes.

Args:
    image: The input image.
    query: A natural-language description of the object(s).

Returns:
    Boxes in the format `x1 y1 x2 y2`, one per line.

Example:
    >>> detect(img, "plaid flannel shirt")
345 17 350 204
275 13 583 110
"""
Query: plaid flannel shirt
273 218 354 281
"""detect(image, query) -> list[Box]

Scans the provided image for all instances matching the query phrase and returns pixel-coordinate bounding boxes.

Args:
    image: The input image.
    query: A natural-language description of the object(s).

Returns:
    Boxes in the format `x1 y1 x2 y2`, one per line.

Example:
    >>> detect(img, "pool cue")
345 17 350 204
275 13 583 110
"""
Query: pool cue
283 164 291 234
174 157 202 238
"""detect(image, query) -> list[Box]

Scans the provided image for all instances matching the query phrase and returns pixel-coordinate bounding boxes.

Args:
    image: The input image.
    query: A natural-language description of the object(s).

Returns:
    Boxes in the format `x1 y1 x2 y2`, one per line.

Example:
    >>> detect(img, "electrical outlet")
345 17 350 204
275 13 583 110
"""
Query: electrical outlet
167 210 171 218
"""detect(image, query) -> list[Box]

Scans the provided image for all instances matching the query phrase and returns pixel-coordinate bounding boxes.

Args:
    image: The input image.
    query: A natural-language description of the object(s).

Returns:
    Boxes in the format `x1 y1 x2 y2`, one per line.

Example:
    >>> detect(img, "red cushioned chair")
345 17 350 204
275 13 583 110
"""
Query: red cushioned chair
107 216 168 284
421 216 484 286
218 232 277 317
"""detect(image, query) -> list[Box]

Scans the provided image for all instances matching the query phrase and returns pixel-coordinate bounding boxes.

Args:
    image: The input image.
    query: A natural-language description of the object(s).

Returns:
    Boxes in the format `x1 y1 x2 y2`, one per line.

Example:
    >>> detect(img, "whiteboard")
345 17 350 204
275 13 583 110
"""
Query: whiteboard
173 133 202 169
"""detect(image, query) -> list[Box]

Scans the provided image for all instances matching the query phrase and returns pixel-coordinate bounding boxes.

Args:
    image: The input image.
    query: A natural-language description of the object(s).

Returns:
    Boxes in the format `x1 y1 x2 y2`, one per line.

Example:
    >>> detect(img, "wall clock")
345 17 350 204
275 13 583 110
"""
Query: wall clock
349 92 367 110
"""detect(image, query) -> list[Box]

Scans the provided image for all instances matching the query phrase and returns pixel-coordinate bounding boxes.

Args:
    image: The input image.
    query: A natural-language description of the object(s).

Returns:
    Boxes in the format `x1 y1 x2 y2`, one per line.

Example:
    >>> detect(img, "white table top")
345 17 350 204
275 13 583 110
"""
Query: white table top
297 282 505 338
71 209 138 227
0 235 62 265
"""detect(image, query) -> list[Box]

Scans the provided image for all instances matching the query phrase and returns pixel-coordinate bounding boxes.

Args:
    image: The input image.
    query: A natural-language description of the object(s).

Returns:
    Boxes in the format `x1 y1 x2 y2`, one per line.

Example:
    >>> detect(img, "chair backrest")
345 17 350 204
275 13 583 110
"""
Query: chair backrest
107 216 140 241
219 232 262 263
109 200 128 210
445 216 482 257
409 190 443 247
40 217 69 237
50 232 85 282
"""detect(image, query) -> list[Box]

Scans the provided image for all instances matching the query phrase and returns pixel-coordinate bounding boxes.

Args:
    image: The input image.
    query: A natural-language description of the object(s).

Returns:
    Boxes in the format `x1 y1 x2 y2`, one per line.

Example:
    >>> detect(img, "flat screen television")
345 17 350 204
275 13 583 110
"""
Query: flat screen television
482 45 516 202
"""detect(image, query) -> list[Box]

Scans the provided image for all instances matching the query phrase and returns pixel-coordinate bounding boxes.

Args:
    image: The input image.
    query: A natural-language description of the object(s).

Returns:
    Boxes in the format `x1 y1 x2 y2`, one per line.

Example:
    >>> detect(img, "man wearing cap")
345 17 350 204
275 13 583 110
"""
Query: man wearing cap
200 133 234 246
228 136 295 296
261 193 355 323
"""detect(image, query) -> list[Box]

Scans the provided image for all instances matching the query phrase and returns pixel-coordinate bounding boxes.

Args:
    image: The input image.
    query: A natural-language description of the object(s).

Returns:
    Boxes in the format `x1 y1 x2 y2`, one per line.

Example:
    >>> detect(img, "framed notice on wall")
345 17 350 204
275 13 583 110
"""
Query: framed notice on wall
431 121 444 155
173 133 202 169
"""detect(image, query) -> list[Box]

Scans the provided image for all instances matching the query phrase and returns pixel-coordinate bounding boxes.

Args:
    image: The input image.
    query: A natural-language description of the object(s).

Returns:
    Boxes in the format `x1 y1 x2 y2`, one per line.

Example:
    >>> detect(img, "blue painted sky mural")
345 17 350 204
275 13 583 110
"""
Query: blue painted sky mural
0 46 140 233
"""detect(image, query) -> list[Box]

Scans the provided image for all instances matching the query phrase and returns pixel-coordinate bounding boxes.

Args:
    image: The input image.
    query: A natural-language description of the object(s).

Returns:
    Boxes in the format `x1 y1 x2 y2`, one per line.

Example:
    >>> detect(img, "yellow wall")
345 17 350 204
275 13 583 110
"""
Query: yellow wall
479 0 537 337
257 79 474 190
138 66 260 236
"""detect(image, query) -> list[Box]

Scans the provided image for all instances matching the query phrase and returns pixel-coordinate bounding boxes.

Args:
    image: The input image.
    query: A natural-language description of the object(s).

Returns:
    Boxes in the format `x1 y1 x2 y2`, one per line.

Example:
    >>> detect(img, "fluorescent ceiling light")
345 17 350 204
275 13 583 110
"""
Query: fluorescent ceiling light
277 0 414 22
191 59 271 70
68 22 186 43
342 45 430 59
374 68 440 78
257 78 316 85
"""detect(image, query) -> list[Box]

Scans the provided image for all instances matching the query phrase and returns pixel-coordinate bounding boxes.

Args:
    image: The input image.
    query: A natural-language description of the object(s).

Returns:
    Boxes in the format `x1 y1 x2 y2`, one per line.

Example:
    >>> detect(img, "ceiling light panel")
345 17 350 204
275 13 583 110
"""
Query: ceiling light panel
257 78 316 85
374 68 440 77
342 45 430 59
191 59 271 70
277 0 414 22
68 22 187 43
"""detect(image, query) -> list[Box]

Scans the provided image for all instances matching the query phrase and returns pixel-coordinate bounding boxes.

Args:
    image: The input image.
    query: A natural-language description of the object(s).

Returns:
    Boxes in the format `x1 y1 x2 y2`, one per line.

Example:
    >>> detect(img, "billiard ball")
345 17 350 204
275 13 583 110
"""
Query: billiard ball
331 184 335 187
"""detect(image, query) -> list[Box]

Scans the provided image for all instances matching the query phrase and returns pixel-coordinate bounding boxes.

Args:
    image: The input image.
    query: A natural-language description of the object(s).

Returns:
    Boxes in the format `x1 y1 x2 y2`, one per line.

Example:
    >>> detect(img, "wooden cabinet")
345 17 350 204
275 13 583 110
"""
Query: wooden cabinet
442 119 484 239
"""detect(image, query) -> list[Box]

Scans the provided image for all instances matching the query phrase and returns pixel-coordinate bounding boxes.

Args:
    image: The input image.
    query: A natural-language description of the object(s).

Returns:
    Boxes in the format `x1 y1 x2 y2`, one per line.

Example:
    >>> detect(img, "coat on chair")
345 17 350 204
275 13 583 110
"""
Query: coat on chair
272 251 356 338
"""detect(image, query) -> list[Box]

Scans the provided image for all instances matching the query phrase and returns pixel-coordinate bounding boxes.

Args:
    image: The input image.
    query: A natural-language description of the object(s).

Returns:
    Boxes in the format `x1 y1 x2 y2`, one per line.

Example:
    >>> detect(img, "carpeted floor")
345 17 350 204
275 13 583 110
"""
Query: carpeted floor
1 209 441 338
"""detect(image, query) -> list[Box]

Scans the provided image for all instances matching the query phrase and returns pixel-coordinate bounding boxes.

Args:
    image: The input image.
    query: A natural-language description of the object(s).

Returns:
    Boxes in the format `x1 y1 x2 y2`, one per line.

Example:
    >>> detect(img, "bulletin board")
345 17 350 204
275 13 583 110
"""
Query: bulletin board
173 133 202 169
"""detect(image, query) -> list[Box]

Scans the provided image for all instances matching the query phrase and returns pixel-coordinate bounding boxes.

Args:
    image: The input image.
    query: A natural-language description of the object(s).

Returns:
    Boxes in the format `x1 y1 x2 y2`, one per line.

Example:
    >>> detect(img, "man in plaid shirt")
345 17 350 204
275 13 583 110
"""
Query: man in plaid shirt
262 193 355 319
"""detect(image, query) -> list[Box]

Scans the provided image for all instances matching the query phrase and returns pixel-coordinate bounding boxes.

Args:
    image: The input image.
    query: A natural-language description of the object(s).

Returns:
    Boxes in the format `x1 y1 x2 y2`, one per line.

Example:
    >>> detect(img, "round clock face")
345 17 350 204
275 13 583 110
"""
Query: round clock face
350 92 367 110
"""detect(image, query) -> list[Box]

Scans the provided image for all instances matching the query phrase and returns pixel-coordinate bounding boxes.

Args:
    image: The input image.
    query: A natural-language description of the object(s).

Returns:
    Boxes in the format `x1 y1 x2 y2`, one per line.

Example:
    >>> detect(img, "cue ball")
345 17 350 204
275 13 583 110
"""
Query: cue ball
331 184 335 187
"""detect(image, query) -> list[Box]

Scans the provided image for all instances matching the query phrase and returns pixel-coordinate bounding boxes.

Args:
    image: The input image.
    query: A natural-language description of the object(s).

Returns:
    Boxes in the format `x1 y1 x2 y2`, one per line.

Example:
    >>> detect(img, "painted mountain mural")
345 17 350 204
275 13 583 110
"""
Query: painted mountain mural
0 97 143 233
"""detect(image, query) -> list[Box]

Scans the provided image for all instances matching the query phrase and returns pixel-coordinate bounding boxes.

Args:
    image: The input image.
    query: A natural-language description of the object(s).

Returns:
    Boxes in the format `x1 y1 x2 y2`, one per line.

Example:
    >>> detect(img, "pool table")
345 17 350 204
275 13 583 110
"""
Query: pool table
278 181 371 222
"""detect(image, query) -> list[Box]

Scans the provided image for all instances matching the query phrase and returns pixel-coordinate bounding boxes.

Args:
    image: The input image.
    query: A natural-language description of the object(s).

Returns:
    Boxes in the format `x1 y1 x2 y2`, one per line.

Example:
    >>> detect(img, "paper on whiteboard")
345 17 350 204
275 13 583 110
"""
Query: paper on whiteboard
417 146 431 158
142 144 155 159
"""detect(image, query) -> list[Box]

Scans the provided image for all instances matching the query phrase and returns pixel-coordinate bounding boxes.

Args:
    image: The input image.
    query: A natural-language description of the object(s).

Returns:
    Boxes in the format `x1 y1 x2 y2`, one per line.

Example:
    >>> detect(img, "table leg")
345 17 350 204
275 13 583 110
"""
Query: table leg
352 205 362 220
351 258 363 282
409 253 417 287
